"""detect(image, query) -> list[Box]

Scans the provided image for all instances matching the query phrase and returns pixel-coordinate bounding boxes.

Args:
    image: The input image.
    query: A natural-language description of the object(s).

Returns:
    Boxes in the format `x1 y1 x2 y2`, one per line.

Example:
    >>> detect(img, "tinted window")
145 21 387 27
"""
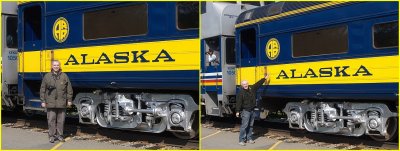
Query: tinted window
222 2 238 4
177 2 199 30
84 4 148 40
204 37 220 67
242 2 260 6
6 17 18 48
226 38 236 64
201 2 206 14
373 21 398 49
293 26 348 57
240 28 256 59
24 6 42 41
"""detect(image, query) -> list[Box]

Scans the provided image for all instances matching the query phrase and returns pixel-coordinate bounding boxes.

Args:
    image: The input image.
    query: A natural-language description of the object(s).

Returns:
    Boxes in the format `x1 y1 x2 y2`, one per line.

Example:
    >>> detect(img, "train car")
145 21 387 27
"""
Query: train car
235 2 398 141
1 2 19 110
201 1 268 117
17 2 199 139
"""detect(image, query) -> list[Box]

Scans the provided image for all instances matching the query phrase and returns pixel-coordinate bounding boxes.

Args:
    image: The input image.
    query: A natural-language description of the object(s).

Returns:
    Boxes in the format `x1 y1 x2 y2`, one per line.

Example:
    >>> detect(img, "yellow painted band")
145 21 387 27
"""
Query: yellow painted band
235 2 347 28
236 55 398 85
201 82 222 86
18 39 200 73
17 1 30 5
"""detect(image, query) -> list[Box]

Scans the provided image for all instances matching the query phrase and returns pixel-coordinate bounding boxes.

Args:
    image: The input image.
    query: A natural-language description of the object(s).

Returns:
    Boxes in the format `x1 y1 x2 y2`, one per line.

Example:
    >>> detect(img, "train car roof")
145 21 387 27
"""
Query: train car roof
201 2 259 39
2 2 17 15
235 2 353 28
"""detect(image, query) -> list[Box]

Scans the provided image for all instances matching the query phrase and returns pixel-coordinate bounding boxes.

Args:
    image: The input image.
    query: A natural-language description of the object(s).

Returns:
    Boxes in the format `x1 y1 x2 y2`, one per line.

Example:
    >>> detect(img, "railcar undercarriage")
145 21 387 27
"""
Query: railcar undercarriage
74 91 198 139
283 101 397 141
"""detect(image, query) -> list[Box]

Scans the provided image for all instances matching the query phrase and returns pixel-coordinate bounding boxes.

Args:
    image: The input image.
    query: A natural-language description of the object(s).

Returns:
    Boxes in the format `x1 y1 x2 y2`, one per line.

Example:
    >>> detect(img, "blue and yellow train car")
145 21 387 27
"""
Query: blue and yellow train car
17 2 199 139
235 2 398 141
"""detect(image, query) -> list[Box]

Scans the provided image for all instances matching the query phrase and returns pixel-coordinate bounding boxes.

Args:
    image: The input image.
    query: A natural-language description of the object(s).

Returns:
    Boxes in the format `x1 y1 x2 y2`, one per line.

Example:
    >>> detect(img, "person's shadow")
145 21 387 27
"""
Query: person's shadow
202 116 271 141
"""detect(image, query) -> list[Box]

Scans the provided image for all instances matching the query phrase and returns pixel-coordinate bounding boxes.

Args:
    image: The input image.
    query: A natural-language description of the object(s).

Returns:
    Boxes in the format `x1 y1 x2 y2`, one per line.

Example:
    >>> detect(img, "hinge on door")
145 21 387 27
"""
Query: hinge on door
51 50 54 62
40 50 43 77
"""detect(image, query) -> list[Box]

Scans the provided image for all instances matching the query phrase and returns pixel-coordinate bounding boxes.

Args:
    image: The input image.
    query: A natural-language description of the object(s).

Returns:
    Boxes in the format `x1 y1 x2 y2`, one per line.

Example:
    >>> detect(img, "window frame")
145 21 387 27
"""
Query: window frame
176 2 199 31
201 2 206 14
204 36 220 67
6 16 18 48
372 20 398 50
291 25 349 58
82 3 149 41
239 28 257 59
22 4 43 42
225 37 236 65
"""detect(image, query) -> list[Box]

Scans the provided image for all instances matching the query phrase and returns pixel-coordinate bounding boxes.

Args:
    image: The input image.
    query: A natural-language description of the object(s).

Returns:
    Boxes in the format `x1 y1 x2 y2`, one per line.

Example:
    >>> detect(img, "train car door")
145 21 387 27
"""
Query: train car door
221 36 236 100
19 3 45 110
202 36 222 116
237 26 258 86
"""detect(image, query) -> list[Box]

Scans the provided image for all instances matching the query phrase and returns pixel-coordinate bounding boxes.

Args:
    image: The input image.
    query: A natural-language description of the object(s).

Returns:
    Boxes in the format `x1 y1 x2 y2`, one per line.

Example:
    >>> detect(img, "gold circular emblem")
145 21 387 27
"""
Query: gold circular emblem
53 17 69 43
265 38 280 60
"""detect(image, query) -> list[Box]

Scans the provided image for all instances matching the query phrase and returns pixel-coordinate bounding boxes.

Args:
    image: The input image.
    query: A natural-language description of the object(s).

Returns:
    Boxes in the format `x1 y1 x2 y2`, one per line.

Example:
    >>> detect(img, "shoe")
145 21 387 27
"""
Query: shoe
248 140 255 144
49 137 55 143
57 136 65 142
239 142 246 146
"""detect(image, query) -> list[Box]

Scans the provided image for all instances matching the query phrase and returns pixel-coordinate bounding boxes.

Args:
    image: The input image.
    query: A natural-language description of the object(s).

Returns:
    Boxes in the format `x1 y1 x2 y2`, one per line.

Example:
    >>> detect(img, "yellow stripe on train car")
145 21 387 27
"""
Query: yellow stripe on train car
18 39 200 73
235 2 347 28
236 55 398 85
201 82 223 86
17 1 31 5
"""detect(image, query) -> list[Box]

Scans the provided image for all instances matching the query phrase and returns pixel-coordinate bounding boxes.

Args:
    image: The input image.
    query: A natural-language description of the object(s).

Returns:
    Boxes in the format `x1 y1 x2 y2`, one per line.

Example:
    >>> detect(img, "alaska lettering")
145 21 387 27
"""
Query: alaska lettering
276 65 372 79
64 49 175 65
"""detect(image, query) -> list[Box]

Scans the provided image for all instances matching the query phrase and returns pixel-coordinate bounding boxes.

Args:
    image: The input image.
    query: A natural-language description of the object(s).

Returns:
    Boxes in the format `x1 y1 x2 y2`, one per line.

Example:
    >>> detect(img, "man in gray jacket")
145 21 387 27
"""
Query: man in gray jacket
40 60 73 143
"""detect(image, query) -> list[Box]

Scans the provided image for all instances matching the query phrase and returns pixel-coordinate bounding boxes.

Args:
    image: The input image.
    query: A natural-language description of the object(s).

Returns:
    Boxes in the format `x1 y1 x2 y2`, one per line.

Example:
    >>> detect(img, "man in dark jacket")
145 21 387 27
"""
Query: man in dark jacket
40 60 73 143
236 74 269 146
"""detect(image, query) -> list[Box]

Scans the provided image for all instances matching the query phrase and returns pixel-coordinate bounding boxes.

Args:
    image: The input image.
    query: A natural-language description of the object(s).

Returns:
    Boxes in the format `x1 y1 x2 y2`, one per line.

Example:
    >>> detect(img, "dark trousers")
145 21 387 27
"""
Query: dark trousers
47 108 66 138
239 109 255 142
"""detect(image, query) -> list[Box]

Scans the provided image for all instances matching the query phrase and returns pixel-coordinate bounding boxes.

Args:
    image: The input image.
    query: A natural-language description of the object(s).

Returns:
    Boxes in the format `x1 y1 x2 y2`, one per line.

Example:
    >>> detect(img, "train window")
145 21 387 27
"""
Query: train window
242 2 261 6
240 28 256 59
23 6 42 42
201 2 206 14
373 21 398 49
177 2 199 30
293 26 348 57
222 2 238 4
204 37 220 67
6 16 18 48
226 38 236 64
84 4 148 40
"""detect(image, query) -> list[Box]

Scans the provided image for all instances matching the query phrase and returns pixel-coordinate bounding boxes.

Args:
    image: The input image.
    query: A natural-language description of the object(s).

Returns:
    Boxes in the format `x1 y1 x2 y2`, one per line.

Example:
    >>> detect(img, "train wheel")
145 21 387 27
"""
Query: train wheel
172 111 199 139
95 105 109 127
369 117 398 141
23 109 36 117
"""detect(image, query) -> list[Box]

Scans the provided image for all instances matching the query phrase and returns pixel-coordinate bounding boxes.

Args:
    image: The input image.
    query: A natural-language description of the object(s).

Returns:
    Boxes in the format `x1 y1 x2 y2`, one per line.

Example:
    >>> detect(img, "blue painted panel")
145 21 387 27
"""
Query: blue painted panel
20 70 199 91
201 86 223 94
19 70 199 108
19 2 198 51
256 83 398 101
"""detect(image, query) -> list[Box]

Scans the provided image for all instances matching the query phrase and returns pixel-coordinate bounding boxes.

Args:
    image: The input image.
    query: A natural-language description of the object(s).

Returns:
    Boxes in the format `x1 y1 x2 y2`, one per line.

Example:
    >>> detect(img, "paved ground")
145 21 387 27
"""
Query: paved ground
1 126 135 150
201 127 330 150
